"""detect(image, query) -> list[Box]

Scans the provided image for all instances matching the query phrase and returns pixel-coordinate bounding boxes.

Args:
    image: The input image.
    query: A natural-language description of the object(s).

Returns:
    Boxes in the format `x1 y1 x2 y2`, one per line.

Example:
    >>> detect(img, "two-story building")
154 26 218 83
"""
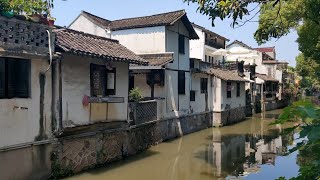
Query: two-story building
189 24 248 125
69 10 200 120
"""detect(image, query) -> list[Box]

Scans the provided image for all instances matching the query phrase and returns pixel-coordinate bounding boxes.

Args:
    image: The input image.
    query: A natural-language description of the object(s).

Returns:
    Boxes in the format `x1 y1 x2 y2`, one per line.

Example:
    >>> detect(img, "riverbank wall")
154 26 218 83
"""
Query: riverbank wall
51 111 212 177
263 100 288 111
0 143 52 180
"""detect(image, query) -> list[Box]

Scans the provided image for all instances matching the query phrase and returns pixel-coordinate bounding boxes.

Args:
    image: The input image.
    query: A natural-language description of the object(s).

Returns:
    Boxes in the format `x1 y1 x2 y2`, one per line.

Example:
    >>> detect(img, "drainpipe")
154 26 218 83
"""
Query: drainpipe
52 53 63 135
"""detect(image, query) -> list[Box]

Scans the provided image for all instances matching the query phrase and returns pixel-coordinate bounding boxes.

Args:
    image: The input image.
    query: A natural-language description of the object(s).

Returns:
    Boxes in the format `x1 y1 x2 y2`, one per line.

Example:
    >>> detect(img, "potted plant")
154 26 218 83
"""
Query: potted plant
129 88 143 102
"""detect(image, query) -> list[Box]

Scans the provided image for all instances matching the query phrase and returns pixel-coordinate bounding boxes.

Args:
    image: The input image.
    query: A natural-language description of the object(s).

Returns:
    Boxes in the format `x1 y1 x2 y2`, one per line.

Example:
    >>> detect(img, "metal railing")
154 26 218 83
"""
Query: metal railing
128 100 157 125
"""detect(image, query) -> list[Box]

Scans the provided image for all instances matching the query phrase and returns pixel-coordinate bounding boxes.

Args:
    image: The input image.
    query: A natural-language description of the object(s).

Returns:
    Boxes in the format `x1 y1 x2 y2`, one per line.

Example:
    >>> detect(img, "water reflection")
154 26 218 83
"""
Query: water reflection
68 109 298 180
196 121 295 179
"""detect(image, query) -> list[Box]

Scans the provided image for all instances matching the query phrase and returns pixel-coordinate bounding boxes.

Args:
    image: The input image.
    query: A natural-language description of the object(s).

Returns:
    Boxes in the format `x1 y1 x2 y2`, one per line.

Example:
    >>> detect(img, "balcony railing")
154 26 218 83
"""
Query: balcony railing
205 39 225 49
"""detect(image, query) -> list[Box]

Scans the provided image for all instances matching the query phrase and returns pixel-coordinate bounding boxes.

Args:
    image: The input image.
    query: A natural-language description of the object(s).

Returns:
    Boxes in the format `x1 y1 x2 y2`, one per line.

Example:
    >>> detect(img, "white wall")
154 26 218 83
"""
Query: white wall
111 26 166 54
166 20 190 71
0 58 52 148
190 73 210 113
221 80 246 110
61 54 129 125
190 27 205 60
212 77 222 111
69 15 107 37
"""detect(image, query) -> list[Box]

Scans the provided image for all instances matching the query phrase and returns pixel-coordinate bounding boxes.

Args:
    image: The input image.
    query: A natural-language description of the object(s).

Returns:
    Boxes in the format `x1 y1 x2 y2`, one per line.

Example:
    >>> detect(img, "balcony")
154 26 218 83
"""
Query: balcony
205 39 225 49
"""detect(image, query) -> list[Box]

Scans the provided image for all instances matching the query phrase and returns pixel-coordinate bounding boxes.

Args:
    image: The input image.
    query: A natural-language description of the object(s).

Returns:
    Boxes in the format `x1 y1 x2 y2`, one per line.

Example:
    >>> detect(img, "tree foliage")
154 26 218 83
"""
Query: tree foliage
296 54 320 92
183 0 320 61
271 100 320 180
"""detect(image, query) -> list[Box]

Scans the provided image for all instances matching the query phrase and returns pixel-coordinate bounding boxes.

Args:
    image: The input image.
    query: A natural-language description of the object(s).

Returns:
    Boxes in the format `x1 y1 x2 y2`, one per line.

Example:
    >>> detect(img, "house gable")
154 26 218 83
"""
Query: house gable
69 13 107 37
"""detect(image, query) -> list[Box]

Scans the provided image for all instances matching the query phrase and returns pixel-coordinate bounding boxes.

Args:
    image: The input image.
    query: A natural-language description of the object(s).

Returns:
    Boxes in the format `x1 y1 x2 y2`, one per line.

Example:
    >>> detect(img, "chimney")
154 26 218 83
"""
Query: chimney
237 61 244 77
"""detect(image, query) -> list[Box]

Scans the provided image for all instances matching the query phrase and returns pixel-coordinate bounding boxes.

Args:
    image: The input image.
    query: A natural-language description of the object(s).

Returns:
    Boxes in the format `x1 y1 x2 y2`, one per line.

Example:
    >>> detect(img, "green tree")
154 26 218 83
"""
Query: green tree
296 54 320 92
183 0 320 61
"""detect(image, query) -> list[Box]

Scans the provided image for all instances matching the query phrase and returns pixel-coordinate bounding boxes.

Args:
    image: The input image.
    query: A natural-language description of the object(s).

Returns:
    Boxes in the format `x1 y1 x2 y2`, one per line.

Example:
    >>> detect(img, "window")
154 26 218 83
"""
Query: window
190 59 194 69
178 71 185 94
236 83 240 97
0 58 30 99
227 81 232 98
205 55 207 62
190 90 195 101
200 78 208 93
90 63 116 97
178 34 185 54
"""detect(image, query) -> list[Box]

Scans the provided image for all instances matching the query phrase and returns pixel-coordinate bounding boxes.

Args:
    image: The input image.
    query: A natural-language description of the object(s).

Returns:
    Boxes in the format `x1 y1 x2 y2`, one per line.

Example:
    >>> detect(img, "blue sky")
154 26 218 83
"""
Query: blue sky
52 0 299 66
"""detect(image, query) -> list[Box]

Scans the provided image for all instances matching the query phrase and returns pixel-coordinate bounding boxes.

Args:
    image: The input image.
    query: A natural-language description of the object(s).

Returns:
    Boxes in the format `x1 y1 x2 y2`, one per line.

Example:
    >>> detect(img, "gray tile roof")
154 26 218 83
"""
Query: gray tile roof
138 53 174 66
81 10 199 39
256 74 279 82
209 68 249 82
54 28 148 65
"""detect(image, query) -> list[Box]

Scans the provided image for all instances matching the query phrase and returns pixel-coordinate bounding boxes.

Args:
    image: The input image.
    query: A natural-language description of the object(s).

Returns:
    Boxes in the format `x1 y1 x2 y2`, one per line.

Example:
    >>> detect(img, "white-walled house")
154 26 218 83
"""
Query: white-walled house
226 40 289 111
69 10 200 119
190 23 229 64
189 24 247 125
54 28 147 131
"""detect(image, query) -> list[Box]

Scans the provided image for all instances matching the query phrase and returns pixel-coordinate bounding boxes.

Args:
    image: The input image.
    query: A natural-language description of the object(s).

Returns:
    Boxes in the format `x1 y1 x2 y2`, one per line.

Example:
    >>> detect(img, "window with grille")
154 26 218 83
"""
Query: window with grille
0 57 30 99
190 90 195 101
237 82 240 97
200 78 208 94
90 63 116 97
178 34 185 54
227 81 232 98
178 71 185 95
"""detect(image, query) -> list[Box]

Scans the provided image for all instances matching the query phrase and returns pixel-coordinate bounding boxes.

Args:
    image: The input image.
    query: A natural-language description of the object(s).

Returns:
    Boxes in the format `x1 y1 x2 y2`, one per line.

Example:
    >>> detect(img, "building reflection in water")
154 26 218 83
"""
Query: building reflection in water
195 113 295 179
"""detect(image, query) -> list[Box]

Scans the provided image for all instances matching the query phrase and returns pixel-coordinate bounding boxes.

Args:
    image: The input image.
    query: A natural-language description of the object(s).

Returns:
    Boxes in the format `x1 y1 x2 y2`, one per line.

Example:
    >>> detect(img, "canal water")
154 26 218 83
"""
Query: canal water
68 109 301 180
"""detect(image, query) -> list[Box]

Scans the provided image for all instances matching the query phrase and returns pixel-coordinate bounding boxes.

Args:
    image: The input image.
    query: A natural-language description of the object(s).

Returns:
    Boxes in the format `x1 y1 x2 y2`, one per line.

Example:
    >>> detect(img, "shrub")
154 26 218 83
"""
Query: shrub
129 88 143 102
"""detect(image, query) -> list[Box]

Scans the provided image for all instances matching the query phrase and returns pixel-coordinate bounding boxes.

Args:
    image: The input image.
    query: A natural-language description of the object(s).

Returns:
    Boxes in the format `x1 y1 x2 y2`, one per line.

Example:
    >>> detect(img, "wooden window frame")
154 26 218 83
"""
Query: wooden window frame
200 78 208 94
0 57 31 99
178 71 185 95
236 82 240 97
90 63 116 97
227 81 232 98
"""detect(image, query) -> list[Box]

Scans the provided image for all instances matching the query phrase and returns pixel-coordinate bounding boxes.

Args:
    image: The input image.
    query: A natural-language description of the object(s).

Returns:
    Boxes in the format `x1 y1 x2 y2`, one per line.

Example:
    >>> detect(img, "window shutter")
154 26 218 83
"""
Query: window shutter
178 35 185 54
90 64 106 97
178 71 185 94
15 59 30 98
0 58 5 98
7 59 16 98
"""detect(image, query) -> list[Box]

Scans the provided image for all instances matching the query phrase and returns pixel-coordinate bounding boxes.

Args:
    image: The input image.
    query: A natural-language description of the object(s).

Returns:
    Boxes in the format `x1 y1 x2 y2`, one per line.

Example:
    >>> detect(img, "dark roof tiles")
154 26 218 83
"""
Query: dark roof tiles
256 74 279 82
81 10 199 39
138 53 174 66
208 68 248 82
54 28 148 65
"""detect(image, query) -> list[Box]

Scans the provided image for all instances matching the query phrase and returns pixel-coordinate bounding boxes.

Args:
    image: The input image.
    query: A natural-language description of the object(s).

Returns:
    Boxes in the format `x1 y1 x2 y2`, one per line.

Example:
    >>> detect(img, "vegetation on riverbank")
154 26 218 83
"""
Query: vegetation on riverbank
272 100 320 180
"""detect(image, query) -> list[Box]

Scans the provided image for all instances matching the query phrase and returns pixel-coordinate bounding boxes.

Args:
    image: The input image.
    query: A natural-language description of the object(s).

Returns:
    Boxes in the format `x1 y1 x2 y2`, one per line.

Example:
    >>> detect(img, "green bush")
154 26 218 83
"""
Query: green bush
129 88 143 102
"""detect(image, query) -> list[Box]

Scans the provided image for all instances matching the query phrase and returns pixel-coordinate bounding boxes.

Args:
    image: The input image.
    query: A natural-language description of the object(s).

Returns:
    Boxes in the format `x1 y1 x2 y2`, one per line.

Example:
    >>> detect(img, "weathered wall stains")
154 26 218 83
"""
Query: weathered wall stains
52 112 212 177
36 73 47 141
0 144 52 180
213 106 247 126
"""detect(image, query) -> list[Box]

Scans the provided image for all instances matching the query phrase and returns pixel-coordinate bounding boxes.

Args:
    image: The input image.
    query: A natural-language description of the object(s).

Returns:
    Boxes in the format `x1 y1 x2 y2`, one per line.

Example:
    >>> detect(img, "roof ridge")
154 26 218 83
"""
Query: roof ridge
111 9 185 22
55 28 119 43
191 23 229 41
82 10 111 23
